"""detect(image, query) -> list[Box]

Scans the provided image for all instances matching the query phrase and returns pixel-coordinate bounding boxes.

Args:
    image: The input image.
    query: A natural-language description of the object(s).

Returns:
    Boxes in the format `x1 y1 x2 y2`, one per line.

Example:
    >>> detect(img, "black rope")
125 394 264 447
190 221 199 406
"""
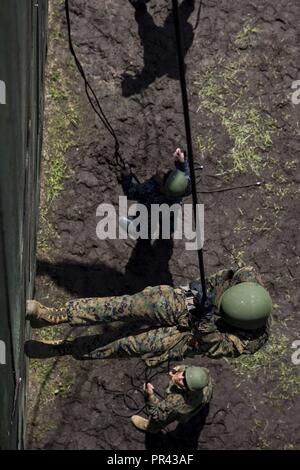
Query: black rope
172 0 207 303
64 0 125 169
198 181 265 193
193 0 203 31
98 360 167 419
98 336 186 420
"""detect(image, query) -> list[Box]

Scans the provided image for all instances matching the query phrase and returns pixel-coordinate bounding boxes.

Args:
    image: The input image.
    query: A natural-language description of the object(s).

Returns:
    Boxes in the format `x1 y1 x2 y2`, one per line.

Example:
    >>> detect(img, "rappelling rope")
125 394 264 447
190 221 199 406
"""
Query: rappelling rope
64 0 126 169
172 0 207 303
193 0 203 31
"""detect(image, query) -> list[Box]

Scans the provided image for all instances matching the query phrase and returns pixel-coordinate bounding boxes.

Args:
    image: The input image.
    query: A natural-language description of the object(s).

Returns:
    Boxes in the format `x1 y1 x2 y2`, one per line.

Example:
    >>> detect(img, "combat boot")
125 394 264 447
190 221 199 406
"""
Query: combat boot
131 415 160 433
25 339 74 358
26 300 68 328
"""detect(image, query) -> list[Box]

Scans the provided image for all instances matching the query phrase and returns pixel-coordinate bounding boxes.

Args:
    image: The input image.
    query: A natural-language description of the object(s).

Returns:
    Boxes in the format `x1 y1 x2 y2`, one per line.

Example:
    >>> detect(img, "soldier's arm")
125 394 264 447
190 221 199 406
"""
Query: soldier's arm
121 173 144 200
199 328 245 358
122 174 158 203
146 392 196 424
175 159 190 178
233 266 264 285
206 268 235 291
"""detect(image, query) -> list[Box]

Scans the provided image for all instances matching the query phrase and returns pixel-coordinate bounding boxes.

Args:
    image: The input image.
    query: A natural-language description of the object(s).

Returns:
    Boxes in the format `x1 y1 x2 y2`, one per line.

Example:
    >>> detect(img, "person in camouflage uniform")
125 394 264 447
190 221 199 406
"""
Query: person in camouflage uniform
25 265 272 364
120 147 191 239
121 148 191 209
131 364 213 433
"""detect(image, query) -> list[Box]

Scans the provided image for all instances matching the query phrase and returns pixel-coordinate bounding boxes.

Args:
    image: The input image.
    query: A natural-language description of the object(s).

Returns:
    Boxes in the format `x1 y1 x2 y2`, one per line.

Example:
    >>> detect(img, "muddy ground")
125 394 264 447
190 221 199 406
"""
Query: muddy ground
27 0 300 450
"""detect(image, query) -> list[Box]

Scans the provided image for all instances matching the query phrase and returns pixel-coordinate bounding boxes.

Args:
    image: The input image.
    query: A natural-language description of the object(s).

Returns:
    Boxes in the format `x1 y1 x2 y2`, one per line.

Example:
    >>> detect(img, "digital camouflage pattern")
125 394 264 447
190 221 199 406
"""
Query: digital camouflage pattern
145 364 213 432
27 266 271 365
206 265 264 308
71 325 191 365
66 285 188 328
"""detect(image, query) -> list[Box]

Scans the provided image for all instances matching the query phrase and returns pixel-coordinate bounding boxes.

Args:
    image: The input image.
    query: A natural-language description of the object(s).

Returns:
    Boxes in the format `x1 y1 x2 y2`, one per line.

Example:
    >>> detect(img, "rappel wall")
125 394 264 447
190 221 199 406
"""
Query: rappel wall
0 0 48 450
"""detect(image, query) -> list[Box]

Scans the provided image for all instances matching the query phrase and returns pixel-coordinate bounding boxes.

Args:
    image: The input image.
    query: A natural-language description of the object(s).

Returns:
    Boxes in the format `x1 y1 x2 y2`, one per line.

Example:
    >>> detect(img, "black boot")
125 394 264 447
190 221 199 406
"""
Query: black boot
25 339 74 359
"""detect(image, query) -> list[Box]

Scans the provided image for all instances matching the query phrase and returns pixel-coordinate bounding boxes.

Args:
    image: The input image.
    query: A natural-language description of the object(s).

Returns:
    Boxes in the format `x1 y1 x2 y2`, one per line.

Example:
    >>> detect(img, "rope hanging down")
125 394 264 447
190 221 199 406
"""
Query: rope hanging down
172 0 207 304
64 0 125 169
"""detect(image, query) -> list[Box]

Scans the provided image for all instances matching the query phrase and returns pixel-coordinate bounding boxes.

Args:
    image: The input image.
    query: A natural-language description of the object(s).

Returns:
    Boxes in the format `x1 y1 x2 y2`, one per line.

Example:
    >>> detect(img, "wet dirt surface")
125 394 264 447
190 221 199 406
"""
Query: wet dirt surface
27 0 300 450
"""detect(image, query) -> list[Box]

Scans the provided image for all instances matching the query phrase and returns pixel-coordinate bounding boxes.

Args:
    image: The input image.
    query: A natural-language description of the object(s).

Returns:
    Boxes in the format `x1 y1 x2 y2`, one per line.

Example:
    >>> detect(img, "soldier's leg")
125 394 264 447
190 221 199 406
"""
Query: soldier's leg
26 300 69 327
25 338 74 359
73 331 154 360
68 285 187 327
27 285 187 330
131 416 164 433
25 326 189 363
75 326 189 363
131 413 177 433
25 331 155 360
27 288 165 328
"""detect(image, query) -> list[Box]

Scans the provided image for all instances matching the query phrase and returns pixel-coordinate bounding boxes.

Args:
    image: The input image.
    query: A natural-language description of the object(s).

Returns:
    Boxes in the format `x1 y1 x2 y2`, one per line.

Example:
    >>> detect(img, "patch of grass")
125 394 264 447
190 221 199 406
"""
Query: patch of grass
234 22 258 49
233 334 300 402
31 357 76 403
233 219 247 235
233 334 289 375
228 247 246 268
44 62 78 204
37 0 79 254
196 133 216 159
257 436 271 450
30 324 75 403
37 209 58 253
196 22 277 176
222 106 274 174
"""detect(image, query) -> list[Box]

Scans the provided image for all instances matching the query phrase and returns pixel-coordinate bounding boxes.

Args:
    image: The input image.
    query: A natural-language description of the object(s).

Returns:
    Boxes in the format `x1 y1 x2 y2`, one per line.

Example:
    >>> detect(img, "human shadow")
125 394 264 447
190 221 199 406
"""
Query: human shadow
122 0 195 97
37 247 173 299
125 237 174 286
145 404 210 450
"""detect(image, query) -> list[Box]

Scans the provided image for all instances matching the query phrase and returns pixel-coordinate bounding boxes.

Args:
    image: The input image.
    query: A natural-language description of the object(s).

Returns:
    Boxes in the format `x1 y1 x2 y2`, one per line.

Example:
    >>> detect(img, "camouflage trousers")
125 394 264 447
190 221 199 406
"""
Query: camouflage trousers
33 285 190 365
67 325 191 366
49 285 188 328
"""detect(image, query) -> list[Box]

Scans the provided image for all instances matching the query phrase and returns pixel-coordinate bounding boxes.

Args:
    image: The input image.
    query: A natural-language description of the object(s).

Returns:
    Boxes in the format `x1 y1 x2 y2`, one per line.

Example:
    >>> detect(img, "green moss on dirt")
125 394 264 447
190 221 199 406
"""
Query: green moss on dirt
37 0 79 254
196 22 277 175
233 333 300 402
29 0 79 442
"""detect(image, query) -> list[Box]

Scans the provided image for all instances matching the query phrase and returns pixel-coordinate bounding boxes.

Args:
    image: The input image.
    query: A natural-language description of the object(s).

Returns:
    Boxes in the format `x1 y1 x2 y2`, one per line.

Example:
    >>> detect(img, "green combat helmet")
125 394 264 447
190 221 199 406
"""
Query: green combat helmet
185 366 209 392
163 169 189 198
220 282 272 330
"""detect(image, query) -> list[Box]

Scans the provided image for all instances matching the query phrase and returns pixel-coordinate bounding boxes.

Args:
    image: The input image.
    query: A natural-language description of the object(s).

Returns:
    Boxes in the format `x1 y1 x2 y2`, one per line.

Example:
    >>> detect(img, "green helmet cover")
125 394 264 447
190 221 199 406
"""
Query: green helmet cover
185 366 209 392
163 169 188 198
220 282 272 330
